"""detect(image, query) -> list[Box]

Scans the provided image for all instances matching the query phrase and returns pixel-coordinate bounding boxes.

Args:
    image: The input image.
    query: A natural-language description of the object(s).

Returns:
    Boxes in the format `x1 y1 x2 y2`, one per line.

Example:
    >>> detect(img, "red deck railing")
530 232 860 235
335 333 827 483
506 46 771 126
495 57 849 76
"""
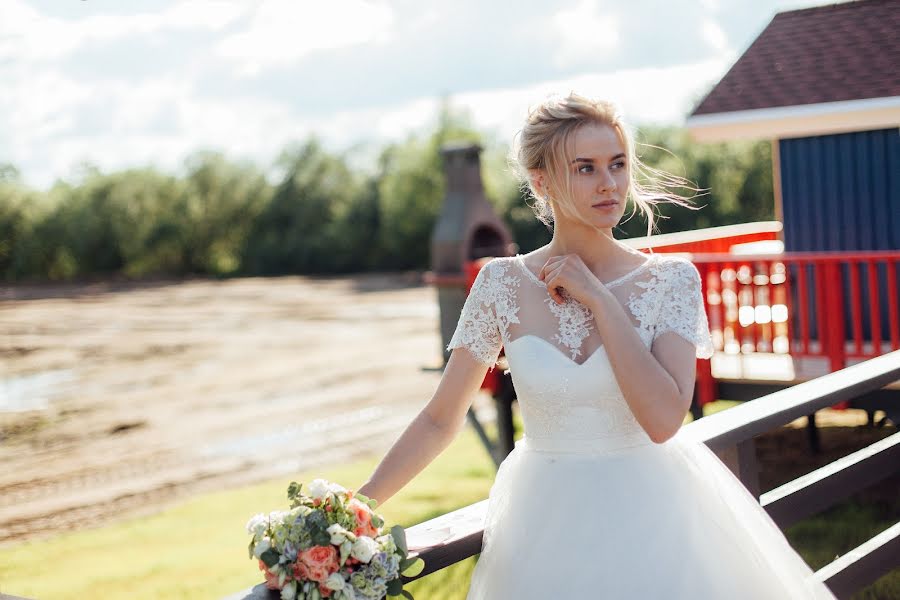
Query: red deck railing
690 251 900 406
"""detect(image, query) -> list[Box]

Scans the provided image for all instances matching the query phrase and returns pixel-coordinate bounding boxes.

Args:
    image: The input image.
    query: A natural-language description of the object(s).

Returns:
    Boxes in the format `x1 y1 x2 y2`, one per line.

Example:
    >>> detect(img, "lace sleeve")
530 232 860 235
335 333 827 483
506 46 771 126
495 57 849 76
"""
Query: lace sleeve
654 258 714 359
446 260 503 369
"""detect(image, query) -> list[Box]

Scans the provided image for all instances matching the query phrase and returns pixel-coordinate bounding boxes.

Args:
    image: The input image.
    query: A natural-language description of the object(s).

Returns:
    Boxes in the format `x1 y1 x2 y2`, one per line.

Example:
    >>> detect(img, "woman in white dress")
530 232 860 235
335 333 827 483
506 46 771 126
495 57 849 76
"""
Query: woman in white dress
358 93 838 599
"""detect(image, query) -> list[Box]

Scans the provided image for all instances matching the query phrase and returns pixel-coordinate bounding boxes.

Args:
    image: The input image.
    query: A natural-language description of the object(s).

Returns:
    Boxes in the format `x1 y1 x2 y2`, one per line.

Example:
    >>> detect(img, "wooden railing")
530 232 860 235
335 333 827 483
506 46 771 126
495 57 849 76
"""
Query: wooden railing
395 350 900 599
623 220 783 254
689 251 900 409
694 251 900 364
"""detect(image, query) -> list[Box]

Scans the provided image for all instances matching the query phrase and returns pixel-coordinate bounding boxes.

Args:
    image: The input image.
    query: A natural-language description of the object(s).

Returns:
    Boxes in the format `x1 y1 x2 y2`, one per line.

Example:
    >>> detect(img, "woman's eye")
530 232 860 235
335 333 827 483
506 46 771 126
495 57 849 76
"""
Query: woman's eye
611 161 626 170
577 164 594 174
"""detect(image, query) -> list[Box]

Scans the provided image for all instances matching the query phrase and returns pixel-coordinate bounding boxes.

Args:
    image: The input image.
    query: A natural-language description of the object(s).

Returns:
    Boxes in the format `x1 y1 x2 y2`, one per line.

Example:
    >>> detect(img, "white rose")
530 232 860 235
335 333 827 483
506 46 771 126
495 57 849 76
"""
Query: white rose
253 537 271 559
280 581 297 600
327 481 347 494
308 478 330 500
327 523 350 545
324 572 346 591
350 536 378 563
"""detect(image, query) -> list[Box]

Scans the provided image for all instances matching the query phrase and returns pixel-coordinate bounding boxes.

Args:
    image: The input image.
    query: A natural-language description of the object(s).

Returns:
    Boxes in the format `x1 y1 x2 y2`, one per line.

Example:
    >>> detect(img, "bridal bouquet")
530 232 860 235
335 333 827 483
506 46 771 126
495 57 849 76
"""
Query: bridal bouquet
246 479 422 600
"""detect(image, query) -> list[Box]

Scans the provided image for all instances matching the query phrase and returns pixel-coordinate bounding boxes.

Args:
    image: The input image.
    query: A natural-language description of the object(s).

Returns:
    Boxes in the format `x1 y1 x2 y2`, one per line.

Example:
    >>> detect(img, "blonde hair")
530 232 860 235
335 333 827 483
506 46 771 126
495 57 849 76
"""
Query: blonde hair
510 92 703 237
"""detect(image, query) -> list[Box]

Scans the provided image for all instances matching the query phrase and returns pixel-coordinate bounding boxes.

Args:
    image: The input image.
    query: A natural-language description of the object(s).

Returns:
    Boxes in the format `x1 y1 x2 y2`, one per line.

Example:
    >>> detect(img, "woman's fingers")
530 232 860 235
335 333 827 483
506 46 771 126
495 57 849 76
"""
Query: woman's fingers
544 270 566 304
538 256 565 281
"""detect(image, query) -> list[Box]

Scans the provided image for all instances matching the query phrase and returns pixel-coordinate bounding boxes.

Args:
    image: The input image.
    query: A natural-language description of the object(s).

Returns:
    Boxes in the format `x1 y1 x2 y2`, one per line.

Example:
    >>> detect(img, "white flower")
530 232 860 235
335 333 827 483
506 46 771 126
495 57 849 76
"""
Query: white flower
324 572 346 591
246 513 268 537
327 481 347 494
253 538 271 559
280 581 297 600
308 478 330 500
328 523 351 545
350 536 378 563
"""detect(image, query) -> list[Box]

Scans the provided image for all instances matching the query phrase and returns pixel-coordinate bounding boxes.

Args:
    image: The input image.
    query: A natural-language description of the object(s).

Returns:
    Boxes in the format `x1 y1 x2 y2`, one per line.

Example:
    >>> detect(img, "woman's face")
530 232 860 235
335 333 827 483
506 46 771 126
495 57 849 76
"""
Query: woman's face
552 122 630 230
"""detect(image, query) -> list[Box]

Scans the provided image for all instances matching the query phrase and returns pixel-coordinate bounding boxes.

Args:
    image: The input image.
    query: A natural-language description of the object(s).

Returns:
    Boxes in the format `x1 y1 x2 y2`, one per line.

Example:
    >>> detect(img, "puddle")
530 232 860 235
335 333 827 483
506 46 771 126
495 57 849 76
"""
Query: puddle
201 405 391 458
202 406 386 456
0 369 77 412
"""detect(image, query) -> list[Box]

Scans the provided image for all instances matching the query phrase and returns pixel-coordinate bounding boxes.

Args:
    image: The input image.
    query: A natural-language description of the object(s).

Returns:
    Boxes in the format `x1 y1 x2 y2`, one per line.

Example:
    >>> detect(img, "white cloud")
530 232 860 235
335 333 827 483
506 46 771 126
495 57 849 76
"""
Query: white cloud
216 0 395 76
548 0 621 68
2 53 735 188
701 18 729 53
4 1 802 188
0 0 247 63
449 56 735 142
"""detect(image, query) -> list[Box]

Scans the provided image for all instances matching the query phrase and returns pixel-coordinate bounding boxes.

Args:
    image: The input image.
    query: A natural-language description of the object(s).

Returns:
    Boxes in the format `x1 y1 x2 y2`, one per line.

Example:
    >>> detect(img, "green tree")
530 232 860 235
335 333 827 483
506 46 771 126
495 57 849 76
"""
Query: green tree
242 139 362 274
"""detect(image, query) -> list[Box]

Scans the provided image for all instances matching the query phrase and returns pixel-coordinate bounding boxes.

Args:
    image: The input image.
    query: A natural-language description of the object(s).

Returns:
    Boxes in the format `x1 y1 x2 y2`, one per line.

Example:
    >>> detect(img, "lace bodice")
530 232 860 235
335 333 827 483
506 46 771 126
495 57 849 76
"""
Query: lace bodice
446 252 714 443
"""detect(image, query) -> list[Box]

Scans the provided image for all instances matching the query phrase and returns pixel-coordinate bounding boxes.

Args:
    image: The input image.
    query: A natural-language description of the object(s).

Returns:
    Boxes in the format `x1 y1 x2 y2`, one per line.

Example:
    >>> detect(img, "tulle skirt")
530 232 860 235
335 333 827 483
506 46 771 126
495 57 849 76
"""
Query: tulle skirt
465 430 838 599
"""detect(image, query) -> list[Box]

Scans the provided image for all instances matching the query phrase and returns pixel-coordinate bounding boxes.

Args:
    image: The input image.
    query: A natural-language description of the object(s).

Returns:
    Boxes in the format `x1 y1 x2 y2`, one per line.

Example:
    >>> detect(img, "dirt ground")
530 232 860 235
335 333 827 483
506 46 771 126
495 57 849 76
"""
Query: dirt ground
0 272 457 547
1 273 896 549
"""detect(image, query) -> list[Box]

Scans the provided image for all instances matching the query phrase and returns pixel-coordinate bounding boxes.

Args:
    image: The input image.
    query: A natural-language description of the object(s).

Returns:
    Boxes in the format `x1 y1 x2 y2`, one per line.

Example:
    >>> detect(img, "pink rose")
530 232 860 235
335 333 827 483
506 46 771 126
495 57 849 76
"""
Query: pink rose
348 498 379 538
258 559 282 590
318 582 334 598
294 545 339 583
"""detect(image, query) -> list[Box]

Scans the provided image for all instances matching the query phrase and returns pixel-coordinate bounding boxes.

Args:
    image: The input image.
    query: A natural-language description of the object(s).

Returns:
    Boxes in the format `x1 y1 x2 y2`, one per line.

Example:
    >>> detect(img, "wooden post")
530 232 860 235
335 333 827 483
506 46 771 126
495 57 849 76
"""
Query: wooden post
715 438 761 500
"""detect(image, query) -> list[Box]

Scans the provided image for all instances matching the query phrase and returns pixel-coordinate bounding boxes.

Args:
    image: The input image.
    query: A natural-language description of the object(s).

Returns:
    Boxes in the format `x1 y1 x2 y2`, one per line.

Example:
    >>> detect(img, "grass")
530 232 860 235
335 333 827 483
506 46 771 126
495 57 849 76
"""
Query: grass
0 425 496 600
0 402 896 599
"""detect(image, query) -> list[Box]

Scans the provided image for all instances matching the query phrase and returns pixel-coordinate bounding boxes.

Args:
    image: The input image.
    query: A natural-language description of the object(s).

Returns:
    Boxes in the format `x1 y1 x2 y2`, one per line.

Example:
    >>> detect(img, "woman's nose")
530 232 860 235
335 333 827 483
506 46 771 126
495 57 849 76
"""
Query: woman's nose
598 172 616 193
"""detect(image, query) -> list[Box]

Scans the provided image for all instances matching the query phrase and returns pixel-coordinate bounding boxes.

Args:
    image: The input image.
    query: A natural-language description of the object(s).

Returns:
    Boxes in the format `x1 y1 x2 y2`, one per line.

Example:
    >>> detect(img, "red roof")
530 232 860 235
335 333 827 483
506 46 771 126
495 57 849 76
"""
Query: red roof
691 0 900 116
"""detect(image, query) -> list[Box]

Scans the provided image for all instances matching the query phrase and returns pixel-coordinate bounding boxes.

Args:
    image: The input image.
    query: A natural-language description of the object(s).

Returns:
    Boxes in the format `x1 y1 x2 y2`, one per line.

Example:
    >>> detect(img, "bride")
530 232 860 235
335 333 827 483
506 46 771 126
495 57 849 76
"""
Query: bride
358 93 837 599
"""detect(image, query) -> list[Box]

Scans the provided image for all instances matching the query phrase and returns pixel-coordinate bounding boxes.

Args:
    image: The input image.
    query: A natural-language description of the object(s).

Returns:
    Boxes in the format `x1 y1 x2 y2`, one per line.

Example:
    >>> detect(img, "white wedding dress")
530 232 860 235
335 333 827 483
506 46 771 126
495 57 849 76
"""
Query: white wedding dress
446 252 837 599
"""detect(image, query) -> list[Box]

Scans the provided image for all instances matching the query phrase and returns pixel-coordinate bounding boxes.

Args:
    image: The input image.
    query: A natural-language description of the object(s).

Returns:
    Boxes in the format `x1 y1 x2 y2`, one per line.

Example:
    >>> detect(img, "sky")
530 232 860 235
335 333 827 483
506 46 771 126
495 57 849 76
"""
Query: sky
1 0 828 189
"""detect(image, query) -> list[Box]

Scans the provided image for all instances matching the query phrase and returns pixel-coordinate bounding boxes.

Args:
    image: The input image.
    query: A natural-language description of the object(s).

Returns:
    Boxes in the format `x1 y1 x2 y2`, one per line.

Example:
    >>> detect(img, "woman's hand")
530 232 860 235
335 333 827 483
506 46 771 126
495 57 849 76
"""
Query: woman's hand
538 254 606 307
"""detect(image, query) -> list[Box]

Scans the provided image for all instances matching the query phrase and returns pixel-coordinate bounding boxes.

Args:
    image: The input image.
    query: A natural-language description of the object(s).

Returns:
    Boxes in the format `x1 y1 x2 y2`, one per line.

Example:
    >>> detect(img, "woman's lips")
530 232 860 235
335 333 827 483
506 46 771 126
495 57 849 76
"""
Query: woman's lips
592 201 618 209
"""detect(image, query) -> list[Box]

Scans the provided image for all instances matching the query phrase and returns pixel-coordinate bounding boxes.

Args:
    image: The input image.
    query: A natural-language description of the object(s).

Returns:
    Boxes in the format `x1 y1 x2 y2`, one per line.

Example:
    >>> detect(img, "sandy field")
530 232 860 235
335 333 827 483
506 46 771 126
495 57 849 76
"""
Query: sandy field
0 272 459 547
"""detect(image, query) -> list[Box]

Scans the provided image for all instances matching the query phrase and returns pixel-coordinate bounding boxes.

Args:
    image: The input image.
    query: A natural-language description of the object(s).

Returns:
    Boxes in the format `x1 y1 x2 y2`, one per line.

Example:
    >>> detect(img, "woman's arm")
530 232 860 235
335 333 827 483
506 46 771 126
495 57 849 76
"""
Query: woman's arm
539 254 700 444
356 348 492 506
586 288 697 444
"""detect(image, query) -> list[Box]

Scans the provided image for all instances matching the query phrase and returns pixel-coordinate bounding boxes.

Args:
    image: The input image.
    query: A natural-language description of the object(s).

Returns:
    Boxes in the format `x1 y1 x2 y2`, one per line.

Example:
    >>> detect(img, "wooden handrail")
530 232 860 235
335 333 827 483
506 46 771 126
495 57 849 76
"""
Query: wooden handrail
813 522 900 598
760 432 900 528
684 350 900 451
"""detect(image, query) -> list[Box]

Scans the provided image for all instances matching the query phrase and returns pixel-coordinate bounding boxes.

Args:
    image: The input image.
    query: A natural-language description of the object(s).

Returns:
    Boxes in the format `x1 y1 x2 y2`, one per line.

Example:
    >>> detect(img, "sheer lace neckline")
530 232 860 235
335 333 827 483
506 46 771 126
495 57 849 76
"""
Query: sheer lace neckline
514 252 656 289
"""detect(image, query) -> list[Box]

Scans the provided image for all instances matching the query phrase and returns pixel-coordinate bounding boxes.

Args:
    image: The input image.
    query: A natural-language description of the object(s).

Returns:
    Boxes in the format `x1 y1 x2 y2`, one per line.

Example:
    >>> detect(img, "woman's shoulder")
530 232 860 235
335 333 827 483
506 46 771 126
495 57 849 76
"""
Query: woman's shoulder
469 256 522 293
651 253 701 279
477 255 521 277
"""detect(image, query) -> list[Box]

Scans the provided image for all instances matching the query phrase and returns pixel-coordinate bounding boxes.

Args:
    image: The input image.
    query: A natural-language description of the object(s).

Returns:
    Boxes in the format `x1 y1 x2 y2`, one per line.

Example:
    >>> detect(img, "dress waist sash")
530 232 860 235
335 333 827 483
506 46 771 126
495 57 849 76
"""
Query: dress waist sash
518 430 654 454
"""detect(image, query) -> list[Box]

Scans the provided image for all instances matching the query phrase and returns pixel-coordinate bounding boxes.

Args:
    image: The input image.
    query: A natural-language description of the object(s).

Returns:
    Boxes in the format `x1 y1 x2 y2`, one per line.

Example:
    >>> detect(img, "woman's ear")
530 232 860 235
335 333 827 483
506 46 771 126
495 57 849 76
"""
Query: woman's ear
528 169 546 198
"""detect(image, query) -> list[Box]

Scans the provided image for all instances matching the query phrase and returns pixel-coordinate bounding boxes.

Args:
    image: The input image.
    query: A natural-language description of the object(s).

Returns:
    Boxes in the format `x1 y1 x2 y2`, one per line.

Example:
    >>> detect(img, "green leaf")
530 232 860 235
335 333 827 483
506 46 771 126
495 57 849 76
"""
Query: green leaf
401 590 414 600
400 557 424 577
386 577 403 595
260 547 280 568
371 514 383 528
390 525 408 557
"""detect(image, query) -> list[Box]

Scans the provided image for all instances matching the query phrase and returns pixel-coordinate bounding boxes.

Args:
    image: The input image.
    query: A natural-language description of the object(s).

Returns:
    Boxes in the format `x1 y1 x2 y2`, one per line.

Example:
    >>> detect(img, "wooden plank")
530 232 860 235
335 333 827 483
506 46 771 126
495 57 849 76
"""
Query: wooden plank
401 500 488 582
683 350 900 452
715 438 760 499
761 432 900 528
813 521 900 599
